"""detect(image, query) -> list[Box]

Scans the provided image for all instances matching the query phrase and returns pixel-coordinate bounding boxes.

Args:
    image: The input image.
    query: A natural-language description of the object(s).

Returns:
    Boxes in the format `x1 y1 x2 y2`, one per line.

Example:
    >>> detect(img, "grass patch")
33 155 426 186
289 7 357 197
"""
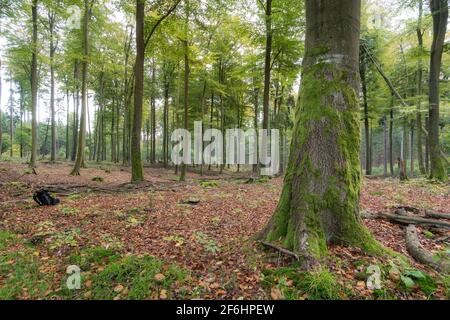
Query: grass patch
199 180 219 188
262 267 342 300
63 255 189 300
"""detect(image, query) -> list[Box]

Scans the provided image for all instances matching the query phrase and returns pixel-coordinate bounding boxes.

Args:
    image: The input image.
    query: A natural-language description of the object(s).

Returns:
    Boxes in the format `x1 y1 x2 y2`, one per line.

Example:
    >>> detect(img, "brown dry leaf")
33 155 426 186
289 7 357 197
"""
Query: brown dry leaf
113 284 124 293
270 287 284 300
356 281 366 289
160 289 168 300
154 273 166 282
209 282 220 289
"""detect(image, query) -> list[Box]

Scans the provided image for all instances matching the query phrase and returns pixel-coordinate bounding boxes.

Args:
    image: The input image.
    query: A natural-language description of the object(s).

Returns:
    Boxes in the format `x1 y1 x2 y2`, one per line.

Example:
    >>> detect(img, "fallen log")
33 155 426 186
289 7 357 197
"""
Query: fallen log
425 210 450 220
362 211 450 229
405 225 449 273
393 205 420 214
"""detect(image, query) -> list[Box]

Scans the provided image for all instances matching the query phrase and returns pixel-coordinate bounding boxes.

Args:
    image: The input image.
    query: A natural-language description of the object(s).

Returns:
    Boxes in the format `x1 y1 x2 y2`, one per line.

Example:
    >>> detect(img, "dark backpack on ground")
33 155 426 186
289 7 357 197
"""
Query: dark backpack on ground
33 189 60 206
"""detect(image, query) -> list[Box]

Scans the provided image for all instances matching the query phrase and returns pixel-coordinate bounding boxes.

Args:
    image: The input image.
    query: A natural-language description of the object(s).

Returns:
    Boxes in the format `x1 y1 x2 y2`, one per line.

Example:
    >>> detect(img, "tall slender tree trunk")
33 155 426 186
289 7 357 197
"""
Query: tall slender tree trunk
49 12 56 162
72 61 80 161
71 0 90 176
253 86 260 175
30 0 39 168
389 98 395 176
163 68 171 168
111 85 117 162
66 89 70 160
180 1 189 182
383 114 388 177
174 64 181 174
262 0 272 133
0 58 2 159
131 0 145 182
9 72 13 158
258 0 379 264
410 121 414 176
150 61 156 164
261 0 272 176
416 0 426 175
361 65 371 175
19 85 24 158
428 0 448 181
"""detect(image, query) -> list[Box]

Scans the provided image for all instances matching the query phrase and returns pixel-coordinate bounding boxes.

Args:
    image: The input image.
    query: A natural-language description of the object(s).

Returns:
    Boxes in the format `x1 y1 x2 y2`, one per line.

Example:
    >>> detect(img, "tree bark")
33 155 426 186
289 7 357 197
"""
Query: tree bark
262 0 272 133
30 0 39 168
360 61 371 175
416 0 426 175
180 0 189 182
383 114 388 177
49 11 56 162
71 0 90 176
428 0 448 181
258 0 378 264
151 60 156 164
131 0 145 182
389 97 395 176
72 61 80 161
0 58 2 159
65 89 70 160
9 72 13 158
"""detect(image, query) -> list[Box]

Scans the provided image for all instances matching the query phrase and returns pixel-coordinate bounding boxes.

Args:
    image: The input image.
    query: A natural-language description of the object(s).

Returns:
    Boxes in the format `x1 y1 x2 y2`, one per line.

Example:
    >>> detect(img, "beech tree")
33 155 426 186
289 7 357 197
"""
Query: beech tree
258 0 381 265
71 0 91 176
428 0 448 181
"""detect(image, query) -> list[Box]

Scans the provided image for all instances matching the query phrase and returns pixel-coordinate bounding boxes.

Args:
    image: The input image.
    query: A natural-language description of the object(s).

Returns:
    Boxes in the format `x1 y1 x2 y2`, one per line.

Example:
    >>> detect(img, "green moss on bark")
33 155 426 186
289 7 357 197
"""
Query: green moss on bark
261 61 384 261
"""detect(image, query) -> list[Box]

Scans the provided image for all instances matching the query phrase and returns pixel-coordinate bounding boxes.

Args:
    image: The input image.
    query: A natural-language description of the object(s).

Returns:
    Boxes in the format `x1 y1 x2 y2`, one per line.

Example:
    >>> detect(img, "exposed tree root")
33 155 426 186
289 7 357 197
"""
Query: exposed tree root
260 241 301 261
405 225 449 273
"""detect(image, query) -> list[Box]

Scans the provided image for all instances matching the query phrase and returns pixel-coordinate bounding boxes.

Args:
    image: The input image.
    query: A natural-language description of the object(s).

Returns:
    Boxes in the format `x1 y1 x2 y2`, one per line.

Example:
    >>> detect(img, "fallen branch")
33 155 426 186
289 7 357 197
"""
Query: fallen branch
425 210 450 220
260 241 300 261
40 181 185 195
405 225 449 273
363 211 450 229
393 205 420 214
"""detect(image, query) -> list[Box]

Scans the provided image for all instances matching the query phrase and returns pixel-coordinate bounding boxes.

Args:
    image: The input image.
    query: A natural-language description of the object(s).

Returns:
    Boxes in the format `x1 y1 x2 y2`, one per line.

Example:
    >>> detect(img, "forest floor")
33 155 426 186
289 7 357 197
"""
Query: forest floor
0 161 449 300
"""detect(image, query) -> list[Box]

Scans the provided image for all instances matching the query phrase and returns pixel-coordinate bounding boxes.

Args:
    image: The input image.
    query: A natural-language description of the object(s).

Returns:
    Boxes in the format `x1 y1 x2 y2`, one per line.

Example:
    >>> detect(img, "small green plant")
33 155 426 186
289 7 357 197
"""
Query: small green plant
211 217 221 227
194 232 220 254
422 230 434 239
92 176 104 182
200 180 218 188
163 235 186 247
125 216 144 228
100 233 124 251
67 194 82 201
399 269 437 296
49 229 79 250
59 206 80 216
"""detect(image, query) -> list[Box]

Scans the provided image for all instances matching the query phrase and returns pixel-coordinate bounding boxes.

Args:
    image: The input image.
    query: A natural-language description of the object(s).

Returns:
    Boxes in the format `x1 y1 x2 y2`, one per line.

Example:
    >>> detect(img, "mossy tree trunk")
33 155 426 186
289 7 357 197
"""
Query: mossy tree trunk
258 0 379 265
131 0 145 182
428 0 448 182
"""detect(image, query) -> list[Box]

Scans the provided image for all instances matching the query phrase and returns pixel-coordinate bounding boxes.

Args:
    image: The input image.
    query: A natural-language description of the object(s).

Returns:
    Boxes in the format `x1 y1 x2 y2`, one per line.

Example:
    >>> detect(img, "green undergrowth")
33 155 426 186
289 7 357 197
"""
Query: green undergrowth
0 231 53 299
0 230 190 300
63 251 190 300
262 266 344 300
